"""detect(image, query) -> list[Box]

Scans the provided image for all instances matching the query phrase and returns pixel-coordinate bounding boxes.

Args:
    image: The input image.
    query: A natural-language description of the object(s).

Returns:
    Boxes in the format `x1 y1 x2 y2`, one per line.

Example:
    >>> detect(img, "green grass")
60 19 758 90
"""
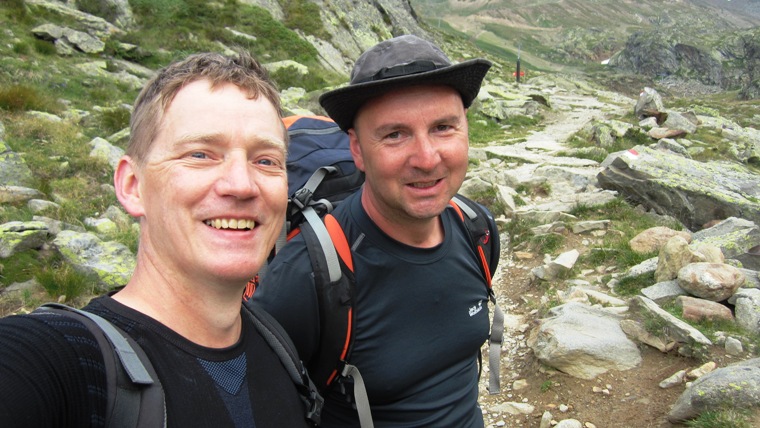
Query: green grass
614 271 656 297
468 111 506 146
528 233 565 255
685 408 755 428
0 250 44 287
0 84 63 113
36 259 95 301
466 186 507 219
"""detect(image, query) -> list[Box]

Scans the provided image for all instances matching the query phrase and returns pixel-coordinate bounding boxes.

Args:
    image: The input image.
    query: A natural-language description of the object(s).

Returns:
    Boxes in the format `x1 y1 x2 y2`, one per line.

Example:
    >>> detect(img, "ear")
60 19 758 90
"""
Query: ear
348 129 365 172
114 156 146 218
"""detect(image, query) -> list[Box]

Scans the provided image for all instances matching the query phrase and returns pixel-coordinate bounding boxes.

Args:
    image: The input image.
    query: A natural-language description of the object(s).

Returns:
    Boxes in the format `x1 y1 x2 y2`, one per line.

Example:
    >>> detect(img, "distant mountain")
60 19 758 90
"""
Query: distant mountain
410 0 760 68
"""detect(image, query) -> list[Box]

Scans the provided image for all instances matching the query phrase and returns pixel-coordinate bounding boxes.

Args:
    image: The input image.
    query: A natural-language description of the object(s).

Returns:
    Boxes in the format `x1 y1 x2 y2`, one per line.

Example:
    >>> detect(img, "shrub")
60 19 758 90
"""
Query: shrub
33 39 57 56
282 0 329 39
0 84 59 112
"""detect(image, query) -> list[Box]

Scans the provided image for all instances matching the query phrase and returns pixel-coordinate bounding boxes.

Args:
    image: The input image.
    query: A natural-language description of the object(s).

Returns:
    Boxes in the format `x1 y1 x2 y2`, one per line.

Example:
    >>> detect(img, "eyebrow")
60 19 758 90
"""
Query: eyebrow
373 114 463 134
173 132 286 152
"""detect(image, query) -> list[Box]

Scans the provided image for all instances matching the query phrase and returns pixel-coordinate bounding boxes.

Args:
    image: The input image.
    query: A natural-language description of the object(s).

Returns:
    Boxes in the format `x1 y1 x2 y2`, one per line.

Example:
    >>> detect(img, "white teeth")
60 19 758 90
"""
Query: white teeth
412 181 437 188
205 219 255 230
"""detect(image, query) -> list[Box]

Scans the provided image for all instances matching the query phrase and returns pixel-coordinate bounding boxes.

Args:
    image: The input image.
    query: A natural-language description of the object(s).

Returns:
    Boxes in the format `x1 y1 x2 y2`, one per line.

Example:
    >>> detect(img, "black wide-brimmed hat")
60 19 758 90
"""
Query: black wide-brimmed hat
319 35 492 131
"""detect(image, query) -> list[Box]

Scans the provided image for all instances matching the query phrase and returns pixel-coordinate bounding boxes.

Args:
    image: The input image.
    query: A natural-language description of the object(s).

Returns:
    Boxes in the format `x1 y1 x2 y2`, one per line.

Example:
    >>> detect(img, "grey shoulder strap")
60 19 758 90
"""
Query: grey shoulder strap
36 303 166 428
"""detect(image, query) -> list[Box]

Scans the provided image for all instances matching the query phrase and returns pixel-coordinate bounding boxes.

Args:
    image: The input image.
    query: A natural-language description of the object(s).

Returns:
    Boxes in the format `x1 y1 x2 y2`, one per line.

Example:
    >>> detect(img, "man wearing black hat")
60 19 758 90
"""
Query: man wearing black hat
253 35 494 427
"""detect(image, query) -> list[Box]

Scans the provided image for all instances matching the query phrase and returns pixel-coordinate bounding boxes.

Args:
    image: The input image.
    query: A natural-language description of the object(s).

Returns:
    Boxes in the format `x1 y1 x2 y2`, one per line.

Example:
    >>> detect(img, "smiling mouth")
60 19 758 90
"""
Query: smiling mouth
204 218 255 230
410 179 440 188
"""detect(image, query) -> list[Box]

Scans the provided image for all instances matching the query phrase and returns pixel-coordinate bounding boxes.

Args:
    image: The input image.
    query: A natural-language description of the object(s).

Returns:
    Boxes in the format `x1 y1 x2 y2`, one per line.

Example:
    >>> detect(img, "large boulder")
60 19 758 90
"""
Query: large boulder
528 302 641 380
597 146 760 231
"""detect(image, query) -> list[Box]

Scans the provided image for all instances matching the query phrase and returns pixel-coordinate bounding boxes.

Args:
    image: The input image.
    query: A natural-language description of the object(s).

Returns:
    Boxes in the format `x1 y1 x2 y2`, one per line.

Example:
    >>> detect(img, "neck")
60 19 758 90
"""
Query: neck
113 257 244 348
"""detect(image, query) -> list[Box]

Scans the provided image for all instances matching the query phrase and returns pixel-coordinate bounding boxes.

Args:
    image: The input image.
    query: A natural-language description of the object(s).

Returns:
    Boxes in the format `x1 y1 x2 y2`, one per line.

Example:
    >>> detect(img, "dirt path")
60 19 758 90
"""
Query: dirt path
474 82 696 427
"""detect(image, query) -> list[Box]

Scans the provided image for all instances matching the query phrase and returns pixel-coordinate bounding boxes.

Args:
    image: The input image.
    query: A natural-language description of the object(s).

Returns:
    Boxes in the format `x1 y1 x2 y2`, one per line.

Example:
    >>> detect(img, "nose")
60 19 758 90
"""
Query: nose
408 134 441 171
216 154 259 199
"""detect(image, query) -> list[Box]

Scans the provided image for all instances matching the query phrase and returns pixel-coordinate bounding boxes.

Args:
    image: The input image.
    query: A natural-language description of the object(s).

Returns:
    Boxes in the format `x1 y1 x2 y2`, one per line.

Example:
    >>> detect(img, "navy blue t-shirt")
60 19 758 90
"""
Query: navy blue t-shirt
254 190 490 427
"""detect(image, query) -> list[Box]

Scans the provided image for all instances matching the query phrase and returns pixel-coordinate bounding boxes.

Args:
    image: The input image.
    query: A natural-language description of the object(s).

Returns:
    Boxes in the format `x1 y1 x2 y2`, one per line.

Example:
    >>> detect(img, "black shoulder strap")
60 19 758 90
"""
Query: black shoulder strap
34 303 166 428
243 305 323 426
449 196 504 395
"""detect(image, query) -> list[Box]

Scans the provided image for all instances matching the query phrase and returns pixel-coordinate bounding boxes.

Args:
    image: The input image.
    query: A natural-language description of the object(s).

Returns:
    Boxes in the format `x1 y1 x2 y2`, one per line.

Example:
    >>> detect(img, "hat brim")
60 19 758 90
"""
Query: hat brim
319 59 491 131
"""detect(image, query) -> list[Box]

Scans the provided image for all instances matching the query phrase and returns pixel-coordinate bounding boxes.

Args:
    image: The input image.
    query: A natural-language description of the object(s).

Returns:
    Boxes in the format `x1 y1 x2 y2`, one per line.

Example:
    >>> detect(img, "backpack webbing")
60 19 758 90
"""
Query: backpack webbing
297 195 503 428
34 303 166 428
243 306 324 425
35 303 323 427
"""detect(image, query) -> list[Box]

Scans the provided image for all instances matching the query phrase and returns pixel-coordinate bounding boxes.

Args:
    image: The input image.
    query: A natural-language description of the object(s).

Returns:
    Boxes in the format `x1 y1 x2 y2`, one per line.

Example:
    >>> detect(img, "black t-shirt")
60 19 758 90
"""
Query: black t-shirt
254 190 490 427
0 296 312 428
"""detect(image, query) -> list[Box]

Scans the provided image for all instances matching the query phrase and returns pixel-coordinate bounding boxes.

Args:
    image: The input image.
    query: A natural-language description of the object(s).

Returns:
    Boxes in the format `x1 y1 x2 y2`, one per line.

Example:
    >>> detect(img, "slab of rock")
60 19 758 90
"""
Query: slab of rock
529 302 641 380
598 146 760 231
668 358 760 423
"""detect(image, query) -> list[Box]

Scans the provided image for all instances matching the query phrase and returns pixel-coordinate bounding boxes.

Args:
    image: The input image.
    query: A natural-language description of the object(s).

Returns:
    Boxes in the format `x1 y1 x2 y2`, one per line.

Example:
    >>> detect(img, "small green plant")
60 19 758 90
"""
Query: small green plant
466 187 507 218
12 41 30 55
540 380 553 392
685 408 754 428
613 271 655 296
270 67 327 93
641 308 669 338
503 217 538 251
529 233 564 255
96 106 132 136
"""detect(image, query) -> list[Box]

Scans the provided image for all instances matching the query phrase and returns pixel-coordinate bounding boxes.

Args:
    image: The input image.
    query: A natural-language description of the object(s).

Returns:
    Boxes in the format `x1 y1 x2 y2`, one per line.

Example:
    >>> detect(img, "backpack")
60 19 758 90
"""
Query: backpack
282 115 365 236
245 115 363 295
33 302 323 427
246 115 504 428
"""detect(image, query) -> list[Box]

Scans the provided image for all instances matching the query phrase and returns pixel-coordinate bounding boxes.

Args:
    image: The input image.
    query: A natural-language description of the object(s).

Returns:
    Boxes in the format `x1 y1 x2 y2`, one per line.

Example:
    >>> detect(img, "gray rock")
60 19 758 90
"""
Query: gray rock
0 221 49 258
89 137 124 170
733 288 760 335
629 296 712 348
668 358 760 423
529 302 641 379
641 280 687 303
52 230 135 291
0 141 36 188
598 146 760 231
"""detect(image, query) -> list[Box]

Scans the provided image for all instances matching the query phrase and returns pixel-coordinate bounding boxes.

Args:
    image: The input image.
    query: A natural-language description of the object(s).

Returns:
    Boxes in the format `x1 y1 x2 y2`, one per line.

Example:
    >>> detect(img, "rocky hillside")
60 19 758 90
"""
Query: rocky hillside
412 0 760 98
1 1 760 427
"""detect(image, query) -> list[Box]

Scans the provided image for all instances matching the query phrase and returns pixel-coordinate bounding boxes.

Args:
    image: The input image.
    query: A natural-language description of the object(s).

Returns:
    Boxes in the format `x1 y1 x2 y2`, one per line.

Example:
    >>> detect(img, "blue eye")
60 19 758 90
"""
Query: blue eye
190 152 207 159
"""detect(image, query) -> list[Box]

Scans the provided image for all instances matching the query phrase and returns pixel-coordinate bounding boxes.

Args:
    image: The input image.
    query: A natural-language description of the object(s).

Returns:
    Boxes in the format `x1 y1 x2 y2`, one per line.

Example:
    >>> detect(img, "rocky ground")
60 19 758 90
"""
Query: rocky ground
479 245 693 428
473 76 757 428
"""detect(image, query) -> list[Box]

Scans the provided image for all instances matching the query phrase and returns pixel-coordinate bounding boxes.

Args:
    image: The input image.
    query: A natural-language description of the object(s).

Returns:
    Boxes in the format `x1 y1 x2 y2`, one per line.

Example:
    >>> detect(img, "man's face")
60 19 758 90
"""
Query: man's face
349 85 469 226
118 80 287 285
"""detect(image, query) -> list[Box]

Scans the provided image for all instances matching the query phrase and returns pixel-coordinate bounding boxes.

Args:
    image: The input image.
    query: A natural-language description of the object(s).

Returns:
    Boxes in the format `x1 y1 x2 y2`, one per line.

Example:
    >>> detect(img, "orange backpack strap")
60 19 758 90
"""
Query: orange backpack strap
324 214 354 272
